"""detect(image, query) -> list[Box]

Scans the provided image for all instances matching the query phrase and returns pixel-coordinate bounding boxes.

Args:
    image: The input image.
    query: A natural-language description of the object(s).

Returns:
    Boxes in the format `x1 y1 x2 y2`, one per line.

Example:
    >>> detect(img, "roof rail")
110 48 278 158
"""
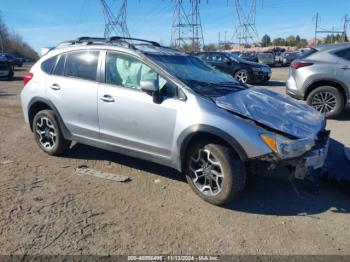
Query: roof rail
108 36 161 47
55 36 162 50
77 37 107 43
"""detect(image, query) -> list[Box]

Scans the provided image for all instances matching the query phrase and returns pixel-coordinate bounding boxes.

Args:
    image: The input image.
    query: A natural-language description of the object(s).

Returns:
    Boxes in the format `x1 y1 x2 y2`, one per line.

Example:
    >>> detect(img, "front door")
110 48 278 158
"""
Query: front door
98 51 181 158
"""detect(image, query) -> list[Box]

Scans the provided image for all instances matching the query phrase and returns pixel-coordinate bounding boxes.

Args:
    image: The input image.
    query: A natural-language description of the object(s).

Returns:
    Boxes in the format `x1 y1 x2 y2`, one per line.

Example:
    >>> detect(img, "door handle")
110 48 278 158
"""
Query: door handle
340 65 350 70
100 95 115 103
50 84 61 90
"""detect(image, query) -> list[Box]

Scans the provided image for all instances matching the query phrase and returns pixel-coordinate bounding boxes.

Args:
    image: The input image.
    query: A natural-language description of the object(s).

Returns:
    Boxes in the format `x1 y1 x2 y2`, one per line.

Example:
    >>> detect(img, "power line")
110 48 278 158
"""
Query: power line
100 0 130 38
313 12 349 46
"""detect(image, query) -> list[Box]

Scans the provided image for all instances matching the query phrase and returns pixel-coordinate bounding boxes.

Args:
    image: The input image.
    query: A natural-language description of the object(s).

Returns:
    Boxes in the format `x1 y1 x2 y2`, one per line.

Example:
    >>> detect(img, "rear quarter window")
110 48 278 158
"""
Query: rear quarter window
334 48 350 61
41 56 57 74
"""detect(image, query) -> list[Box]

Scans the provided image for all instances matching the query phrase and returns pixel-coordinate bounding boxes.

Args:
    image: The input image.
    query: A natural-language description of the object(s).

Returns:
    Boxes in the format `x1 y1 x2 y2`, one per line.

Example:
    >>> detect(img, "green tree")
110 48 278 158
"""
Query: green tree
261 34 271 47
286 35 296 46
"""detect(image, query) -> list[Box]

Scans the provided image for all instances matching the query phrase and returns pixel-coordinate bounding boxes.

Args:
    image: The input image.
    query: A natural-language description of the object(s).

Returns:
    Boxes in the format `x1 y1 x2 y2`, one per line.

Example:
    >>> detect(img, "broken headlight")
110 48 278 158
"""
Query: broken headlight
260 133 315 159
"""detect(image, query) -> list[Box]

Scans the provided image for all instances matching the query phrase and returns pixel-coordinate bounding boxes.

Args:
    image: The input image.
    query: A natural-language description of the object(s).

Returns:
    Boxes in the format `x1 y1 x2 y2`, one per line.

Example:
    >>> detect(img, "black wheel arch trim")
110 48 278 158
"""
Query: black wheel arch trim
304 78 349 101
27 97 72 140
177 124 248 171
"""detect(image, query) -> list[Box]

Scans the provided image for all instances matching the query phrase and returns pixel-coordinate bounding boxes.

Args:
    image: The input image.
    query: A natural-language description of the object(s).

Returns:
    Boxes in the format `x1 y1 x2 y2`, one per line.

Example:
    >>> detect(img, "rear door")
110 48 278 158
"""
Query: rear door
46 50 100 139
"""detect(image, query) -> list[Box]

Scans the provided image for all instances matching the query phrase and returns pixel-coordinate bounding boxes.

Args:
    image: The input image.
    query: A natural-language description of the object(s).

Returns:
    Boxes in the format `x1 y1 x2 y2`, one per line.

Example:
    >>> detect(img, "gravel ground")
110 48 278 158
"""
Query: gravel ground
0 66 349 255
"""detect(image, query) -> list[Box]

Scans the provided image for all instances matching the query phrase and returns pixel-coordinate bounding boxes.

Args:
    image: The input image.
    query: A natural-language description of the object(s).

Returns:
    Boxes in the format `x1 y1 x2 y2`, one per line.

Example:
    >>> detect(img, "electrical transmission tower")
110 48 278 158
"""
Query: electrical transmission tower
171 0 205 51
100 0 130 38
233 0 259 47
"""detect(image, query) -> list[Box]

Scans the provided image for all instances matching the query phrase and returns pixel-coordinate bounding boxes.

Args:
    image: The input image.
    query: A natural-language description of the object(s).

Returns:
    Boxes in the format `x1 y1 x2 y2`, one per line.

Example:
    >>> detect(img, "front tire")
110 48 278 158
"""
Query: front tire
307 86 344 118
185 141 246 205
32 110 71 155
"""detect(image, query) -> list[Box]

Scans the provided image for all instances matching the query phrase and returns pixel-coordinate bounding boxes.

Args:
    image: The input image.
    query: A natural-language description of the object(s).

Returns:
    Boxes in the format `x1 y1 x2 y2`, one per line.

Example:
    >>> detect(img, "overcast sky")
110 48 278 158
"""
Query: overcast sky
1 0 349 52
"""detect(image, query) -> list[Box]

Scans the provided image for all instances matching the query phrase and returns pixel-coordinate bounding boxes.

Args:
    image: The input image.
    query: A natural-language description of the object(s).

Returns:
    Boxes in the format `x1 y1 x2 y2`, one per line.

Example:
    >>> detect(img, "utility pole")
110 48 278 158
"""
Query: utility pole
224 30 227 50
100 0 130 38
0 32 3 53
343 14 349 42
314 12 319 46
313 12 345 45
218 32 221 50
171 0 205 51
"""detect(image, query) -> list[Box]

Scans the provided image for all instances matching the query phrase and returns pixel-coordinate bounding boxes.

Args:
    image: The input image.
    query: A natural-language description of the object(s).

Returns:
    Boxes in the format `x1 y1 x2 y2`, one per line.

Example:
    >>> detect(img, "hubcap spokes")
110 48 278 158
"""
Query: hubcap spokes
312 92 337 114
190 149 224 196
236 72 248 83
35 117 56 149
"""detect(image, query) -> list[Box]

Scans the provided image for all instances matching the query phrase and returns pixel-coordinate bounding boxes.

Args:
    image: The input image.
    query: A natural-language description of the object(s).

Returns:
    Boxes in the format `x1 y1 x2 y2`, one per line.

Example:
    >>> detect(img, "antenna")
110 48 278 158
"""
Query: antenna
171 0 205 51
232 0 259 47
100 0 130 38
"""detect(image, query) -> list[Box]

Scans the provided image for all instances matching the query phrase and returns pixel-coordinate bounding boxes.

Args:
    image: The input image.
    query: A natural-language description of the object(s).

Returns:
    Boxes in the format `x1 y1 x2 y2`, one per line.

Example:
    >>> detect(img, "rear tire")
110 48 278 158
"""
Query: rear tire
32 110 71 155
307 86 344 118
185 141 246 205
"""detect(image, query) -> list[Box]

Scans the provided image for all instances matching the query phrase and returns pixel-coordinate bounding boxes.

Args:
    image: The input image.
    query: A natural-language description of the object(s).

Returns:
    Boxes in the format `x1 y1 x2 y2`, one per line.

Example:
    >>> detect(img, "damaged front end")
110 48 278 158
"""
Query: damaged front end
212 87 330 181
248 128 330 181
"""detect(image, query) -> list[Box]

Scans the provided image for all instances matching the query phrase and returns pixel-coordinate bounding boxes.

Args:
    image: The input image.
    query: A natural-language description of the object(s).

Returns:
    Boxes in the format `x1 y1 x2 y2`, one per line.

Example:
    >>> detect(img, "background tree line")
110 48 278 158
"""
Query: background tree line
0 14 39 61
261 34 308 48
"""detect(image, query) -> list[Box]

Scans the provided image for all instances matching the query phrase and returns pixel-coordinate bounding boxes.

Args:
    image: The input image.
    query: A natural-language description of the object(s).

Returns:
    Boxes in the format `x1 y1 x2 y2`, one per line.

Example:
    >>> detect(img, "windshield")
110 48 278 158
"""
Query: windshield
148 54 244 96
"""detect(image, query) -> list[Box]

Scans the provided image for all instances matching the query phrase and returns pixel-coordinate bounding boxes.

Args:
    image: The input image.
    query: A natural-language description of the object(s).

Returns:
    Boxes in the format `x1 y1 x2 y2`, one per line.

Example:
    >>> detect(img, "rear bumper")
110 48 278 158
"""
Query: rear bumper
286 74 304 100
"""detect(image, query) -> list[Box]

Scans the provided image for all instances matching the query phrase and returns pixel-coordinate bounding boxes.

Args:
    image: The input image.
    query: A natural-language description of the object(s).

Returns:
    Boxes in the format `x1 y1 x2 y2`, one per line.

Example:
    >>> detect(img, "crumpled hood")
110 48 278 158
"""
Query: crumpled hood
213 88 325 139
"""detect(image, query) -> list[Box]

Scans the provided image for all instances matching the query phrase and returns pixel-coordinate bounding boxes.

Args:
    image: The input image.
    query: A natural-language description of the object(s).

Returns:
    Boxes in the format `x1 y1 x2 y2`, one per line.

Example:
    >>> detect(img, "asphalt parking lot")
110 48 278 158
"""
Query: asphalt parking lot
0 66 350 255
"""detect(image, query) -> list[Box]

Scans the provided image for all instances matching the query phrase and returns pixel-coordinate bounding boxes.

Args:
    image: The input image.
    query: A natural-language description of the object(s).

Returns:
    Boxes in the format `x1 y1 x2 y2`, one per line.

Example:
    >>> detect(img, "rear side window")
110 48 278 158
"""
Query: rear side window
52 54 66 76
41 56 57 74
65 51 99 81
335 48 350 61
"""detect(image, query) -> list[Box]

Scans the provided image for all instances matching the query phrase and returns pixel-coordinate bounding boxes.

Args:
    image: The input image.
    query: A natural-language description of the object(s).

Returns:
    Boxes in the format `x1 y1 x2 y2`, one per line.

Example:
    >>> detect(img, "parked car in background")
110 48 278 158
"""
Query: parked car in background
238 51 258 62
0 56 14 80
21 36 329 205
282 51 300 66
287 43 350 118
257 52 275 66
0 53 24 67
195 51 271 84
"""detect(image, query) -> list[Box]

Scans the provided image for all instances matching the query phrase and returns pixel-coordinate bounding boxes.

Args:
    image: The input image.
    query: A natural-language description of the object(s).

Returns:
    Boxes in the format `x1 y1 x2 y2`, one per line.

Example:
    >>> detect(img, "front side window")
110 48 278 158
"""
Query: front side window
65 51 99 81
105 52 168 92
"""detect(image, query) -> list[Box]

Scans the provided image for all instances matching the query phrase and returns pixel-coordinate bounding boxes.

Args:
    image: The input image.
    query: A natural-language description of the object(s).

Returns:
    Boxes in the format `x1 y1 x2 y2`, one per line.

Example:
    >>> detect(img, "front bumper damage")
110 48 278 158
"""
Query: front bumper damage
249 130 330 180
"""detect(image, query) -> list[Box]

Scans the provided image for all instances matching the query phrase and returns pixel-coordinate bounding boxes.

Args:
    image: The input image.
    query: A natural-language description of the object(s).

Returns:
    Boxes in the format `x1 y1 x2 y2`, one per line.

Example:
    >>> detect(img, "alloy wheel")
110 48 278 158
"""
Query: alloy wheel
35 117 57 149
235 71 248 83
189 149 224 196
311 91 337 114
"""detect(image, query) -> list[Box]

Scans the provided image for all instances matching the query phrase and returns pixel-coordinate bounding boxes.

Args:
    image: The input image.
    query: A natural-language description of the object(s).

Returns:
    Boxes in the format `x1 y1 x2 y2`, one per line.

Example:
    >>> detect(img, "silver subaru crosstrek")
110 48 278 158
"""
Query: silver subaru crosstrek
287 43 350 118
21 37 330 205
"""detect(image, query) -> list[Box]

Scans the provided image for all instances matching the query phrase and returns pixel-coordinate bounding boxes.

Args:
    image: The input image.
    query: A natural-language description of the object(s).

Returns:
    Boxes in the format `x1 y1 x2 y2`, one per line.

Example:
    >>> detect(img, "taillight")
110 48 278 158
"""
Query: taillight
291 61 313 69
23 72 33 86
